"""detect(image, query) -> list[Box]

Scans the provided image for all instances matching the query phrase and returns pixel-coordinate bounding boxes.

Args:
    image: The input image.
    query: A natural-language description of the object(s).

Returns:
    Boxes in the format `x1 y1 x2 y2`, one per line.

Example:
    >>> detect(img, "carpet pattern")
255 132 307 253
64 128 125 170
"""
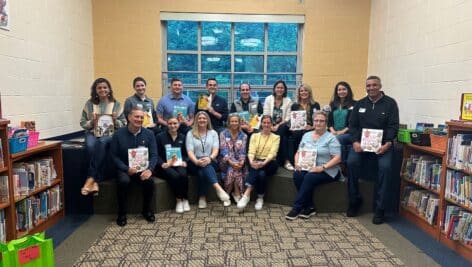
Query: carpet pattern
74 203 404 266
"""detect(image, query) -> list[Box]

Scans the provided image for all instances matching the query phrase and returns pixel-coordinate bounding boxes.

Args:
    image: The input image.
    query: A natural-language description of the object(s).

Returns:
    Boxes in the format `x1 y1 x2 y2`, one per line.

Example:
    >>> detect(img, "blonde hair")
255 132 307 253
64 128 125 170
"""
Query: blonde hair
297 83 316 104
227 113 242 132
191 111 213 138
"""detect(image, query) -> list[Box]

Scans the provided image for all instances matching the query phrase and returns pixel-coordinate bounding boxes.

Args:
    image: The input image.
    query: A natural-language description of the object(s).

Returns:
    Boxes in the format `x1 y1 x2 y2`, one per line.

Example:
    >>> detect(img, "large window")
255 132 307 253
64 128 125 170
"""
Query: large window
161 14 304 103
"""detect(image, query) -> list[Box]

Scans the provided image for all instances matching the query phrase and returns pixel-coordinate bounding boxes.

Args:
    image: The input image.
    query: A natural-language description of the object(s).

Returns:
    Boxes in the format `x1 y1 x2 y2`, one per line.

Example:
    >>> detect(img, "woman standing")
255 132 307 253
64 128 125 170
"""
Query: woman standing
80 78 126 195
287 84 321 169
219 114 248 203
186 111 230 208
237 115 280 211
155 117 190 213
286 111 341 220
263 80 292 169
328 81 356 163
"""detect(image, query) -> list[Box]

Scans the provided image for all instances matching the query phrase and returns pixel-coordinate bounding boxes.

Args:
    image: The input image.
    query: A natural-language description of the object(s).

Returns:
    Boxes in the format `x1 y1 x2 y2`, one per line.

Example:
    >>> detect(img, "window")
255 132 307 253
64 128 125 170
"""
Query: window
161 14 304 104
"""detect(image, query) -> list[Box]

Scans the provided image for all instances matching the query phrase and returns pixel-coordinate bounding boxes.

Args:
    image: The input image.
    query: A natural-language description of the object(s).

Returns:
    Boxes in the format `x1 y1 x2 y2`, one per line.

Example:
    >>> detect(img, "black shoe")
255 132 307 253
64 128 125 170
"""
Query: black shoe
299 207 317 219
372 210 384 225
346 199 362 217
142 211 155 222
285 209 300 220
116 214 127 227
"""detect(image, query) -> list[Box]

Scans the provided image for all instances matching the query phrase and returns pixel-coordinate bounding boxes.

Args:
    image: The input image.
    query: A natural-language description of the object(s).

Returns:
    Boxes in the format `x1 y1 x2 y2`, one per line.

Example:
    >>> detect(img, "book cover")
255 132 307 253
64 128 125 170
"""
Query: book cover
165 146 183 167
173 106 188 121
238 111 250 125
128 147 149 172
248 114 261 130
297 148 317 171
20 121 36 131
197 93 210 110
94 114 114 137
290 110 307 131
143 110 154 128
361 128 384 152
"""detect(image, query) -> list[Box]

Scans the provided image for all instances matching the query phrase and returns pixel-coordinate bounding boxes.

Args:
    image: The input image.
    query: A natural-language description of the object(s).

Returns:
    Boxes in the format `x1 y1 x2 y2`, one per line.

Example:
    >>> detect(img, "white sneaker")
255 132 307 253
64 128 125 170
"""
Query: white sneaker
223 200 231 207
232 193 241 203
255 197 264 210
198 198 207 209
237 195 250 209
175 200 184 213
182 199 190 212
216 189 230 202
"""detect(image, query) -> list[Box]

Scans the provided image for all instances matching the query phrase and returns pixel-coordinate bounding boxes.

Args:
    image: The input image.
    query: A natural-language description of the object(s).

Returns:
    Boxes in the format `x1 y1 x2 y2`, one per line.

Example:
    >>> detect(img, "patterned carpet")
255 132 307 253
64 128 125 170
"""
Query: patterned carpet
74 203 404 266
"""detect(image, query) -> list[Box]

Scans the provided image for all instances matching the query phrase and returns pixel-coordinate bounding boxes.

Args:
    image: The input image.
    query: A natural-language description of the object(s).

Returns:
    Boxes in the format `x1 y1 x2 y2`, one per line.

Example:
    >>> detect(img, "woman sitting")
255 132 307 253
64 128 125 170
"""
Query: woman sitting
155 117 189 213
186 111 230 208
237 115 280 211
285 111 341 220
219 114 248 203
288 83 320 169
80 78 126 195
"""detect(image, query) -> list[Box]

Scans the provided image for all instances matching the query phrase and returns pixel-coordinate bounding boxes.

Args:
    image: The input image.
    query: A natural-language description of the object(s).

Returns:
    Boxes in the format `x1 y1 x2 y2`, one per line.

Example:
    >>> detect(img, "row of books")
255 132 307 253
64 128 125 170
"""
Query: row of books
0 210 5 242
12 157 57 197
402 186 439 225
445 169 472 208
401 155 442 190
442 205 472 243
447 133 472 171
16 185 62 232
0 175 8 203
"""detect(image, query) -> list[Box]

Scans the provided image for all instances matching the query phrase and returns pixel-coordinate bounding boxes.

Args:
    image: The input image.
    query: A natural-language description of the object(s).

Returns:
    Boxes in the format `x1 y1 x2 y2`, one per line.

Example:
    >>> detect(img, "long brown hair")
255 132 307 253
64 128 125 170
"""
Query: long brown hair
90 78 116 104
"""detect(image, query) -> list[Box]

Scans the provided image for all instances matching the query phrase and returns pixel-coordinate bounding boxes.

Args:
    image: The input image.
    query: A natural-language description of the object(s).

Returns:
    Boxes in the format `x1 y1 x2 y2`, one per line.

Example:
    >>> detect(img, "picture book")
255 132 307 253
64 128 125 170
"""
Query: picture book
94 114 114 137
166 146 183 167
248 114 261 129
173 106 188 122
290 110 307 131
361 128 383 152
20 121 36 131
238 111 250 125
128 147 149 172
297 148 317 171
197 93 210 110
143 110 154 128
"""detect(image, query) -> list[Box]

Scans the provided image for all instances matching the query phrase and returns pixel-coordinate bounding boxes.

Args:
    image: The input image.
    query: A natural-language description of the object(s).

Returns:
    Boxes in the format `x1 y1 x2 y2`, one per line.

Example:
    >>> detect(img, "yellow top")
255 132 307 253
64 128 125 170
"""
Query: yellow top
248 132 280 161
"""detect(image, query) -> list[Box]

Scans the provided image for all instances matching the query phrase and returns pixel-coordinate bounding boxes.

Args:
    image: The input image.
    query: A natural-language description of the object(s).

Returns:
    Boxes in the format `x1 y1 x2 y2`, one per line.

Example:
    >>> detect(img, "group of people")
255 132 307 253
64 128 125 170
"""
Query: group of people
79 75 399 227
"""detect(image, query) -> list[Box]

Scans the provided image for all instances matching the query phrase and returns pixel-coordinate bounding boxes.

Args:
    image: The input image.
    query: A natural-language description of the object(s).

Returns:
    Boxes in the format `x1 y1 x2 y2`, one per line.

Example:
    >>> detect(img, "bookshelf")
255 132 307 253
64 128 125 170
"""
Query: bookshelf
400 121 472 261
0 119 11 241
6 137 64 240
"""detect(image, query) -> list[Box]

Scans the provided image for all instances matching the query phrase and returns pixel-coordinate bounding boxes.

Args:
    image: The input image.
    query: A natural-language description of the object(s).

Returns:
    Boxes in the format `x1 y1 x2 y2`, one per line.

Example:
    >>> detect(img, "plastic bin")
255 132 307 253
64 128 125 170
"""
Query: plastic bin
27 131 40 148
410 132 431 146
9 136 29 154
398 129 416 143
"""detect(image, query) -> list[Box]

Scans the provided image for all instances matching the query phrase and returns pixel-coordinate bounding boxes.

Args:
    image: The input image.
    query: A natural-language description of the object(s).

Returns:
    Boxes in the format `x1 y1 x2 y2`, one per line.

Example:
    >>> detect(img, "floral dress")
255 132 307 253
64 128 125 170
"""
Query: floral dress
218 129 248 194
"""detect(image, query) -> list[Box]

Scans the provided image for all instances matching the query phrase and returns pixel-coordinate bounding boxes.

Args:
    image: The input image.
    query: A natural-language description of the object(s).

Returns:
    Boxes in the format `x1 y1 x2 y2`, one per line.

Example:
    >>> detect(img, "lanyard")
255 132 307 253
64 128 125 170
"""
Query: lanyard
199 132 208 154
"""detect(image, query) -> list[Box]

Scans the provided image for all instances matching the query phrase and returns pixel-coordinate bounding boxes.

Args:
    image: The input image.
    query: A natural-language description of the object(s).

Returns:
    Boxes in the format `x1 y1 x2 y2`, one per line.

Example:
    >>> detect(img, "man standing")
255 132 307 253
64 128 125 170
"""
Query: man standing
197 78 228 133
111 107 158 226
230 82 263 135
347 75 399 224
156 78 195 134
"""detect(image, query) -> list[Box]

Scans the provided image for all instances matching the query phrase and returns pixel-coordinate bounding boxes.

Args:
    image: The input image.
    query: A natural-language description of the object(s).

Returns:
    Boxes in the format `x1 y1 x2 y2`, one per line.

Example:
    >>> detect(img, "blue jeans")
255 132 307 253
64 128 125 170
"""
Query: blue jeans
85 132 112 182
292 171 338 211
188 160 219 197
245 160 278 196
336 133 352 164
347 146 393 212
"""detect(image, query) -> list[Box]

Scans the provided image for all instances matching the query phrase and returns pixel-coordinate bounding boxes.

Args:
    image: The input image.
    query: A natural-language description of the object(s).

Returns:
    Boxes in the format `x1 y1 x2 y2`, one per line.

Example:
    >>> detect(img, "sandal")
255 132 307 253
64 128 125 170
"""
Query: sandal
81 177 95 196
284 162 295 171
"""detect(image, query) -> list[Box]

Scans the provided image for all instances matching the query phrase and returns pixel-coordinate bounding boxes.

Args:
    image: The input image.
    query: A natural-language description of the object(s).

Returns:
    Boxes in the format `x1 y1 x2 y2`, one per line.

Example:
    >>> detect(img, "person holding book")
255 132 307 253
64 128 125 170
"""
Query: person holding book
328 81 356 164
110 107 158 226
285 111 341 220
218 114 248 203
155 117 190 213
287 83 321 170
186 111 230 208
197 78 229 134
237 115 280 211
347 75 399 224
230 83 263 135
156 78 195 134
124 77 159 134
263 80 292 170
80 78 126 196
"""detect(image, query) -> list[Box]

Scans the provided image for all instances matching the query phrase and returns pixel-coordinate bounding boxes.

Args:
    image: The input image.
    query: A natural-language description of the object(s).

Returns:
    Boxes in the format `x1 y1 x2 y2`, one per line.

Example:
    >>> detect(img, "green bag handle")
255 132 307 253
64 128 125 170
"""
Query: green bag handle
7 233 45 250
7 232 55 267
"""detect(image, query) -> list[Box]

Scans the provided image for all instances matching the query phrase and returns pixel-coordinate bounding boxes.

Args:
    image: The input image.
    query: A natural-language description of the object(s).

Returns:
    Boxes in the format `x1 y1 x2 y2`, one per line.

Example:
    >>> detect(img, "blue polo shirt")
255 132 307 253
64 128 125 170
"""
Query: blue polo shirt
156 93 196 121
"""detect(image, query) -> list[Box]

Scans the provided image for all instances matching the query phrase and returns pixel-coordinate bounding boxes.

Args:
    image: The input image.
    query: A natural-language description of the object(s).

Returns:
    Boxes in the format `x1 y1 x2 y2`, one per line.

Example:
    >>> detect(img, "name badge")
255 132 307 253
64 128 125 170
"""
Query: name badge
137 104 143 109
251 104 257 109
165 144 171 149
359 108 366 113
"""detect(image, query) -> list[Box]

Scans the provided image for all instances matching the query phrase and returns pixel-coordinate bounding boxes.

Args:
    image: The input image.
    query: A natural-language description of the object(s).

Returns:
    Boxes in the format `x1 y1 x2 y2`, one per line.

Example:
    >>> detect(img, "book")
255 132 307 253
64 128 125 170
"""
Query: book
361 128 383 152
248 114 261 130
128 147 149 172
173 106 188 121
0 138 3 168
0 175 8 202
143 110 154 128
197 93 210 110
165 146 183 167
20 121 36 131
290 110 307 131
297 148 317 171
94 114 114 137
238 111 250 125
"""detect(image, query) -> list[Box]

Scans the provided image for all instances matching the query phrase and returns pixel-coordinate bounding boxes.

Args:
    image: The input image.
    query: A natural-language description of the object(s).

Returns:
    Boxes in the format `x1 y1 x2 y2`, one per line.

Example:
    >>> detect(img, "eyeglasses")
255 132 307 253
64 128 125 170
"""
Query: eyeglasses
313 120 326 123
